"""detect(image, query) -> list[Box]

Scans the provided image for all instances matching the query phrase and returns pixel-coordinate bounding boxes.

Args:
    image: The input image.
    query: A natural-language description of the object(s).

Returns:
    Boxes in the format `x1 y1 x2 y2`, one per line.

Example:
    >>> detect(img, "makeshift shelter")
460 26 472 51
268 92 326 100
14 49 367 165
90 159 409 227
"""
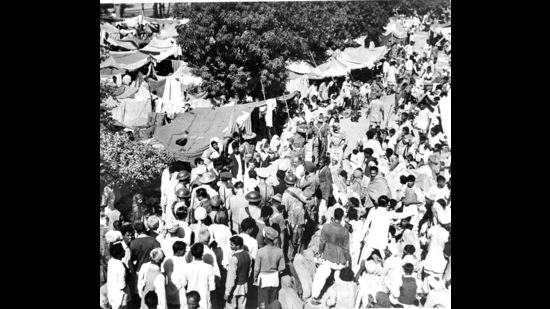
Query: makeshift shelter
140 37 179 62
154 92 299 162
159 23 179 39
120 36 147 49
316 57 350 78
380 20 408 45
106 51 154 71
109 96 152 128
339 46 388 69
171 63 203 86
107 38 138 51
154 102 264 162
99 56 127 77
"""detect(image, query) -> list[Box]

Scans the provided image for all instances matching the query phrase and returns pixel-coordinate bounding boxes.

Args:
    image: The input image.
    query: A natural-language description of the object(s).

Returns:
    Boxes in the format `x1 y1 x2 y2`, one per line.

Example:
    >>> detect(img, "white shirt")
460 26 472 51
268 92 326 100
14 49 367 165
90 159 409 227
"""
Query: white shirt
239 233 258 260
163 255 190 305
362 139 385 159
429 133 447 148
107 258 129 309
294 164 305 179
161 236 186 258
387 66 398 83
182 260 216 309
426 185 450 202
137 263 167 309
405 60 414 71
383 61 390 74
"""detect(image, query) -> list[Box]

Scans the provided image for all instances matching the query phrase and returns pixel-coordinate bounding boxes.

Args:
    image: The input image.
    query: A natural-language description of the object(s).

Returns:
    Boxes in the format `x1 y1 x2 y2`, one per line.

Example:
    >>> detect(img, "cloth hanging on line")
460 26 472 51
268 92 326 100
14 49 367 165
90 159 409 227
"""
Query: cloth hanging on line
171 60 185 73
265 98 277 127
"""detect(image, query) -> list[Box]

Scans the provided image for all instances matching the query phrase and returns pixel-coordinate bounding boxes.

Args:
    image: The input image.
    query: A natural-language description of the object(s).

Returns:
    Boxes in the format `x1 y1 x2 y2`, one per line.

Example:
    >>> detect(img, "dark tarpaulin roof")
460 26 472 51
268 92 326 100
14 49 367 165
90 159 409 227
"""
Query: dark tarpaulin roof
154 91 299 162
154 102 263 162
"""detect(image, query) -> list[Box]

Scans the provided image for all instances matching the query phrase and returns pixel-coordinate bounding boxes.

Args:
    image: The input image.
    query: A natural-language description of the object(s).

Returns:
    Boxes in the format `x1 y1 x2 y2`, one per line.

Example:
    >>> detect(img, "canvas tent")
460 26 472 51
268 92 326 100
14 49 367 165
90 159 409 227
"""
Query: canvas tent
339 46 388 69
107 38 138 51
380 20 408 45
100 56 127 77
140 37 179 62
105 51 154 71
154 91 299 162
154 102 264 162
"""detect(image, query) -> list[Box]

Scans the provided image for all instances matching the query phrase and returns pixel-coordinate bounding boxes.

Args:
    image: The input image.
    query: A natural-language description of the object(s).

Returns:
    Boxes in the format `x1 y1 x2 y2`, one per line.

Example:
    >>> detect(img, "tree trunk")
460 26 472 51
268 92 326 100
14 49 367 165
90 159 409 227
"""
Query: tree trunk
153 3 158 18
167 3 171 17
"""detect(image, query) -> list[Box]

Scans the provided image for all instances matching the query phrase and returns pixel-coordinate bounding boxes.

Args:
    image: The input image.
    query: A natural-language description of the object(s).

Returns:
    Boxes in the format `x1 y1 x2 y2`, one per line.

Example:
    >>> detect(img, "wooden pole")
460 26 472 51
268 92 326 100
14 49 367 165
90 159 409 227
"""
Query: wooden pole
309 51 318 67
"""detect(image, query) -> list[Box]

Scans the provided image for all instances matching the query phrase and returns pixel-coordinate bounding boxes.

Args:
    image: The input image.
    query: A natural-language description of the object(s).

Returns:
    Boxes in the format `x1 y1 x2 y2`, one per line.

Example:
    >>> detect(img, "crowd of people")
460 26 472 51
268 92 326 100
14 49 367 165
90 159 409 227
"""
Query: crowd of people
100 14 451 309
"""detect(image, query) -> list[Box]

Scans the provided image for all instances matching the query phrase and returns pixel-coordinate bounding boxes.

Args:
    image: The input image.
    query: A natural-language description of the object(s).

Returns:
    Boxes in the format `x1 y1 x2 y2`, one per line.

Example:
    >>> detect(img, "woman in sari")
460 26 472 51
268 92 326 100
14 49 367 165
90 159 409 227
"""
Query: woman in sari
278 275 304 309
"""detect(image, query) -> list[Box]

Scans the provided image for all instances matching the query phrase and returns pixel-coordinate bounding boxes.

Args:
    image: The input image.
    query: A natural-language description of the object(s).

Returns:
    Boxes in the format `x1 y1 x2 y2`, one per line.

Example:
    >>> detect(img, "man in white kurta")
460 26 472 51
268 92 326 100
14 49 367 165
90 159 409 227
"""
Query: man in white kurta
183 243 216 309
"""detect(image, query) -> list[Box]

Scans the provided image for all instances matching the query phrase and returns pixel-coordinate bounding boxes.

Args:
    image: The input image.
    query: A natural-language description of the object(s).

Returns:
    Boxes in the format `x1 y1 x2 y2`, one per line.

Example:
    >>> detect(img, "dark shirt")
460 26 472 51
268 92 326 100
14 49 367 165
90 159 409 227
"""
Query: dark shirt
273 180 288 195
130 235 161 272
318 221 351 265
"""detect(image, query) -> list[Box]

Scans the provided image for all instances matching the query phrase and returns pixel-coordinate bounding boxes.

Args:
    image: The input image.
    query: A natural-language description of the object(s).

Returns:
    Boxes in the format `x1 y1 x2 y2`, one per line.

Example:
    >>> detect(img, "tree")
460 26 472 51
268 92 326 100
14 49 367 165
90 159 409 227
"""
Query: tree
174 2 401 99
100 81 176 192
153 3 158 18
395 0 449 16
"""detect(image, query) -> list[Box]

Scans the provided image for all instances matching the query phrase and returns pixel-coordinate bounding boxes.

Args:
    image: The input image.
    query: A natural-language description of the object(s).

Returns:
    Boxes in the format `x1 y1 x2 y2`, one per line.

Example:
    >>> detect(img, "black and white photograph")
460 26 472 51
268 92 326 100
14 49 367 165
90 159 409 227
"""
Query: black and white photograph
99 1 451 308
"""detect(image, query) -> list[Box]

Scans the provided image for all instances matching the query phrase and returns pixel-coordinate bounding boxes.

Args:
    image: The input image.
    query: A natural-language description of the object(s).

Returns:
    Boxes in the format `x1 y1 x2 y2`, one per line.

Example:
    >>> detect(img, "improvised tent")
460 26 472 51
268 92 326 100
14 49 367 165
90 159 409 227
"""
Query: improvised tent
107 51 154 71
171 63 203 86
339 46 389 69
154 91 300 162
107 38 138 51
99 56 127 77
287 61 322 76
140 37 179 62
154 102 264 162
316 57 350 78
380 20 408 45
119 36 147 49
159 23 180 39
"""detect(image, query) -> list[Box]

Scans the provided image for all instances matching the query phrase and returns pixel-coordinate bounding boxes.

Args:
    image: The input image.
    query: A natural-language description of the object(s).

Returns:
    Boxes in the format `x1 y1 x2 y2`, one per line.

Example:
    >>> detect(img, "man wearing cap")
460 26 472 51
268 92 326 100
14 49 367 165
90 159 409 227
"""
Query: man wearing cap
202 138 222 167
368 93 385 130
226 181 248 233
329 123 347 166
229 143 245 182
311 116 329 165
256 168 274 208
254 227 286 307
168 187 191 223
241 133 257 166
224 236 251 309
281 174 302 213
317 156 333 217
190 172 219 210
160 221 185 258
164 170 191 218
238 191 263 225
310 208 351 305
190 159 207 188
218 172 234 206
299 161 320 219
289 124 309 161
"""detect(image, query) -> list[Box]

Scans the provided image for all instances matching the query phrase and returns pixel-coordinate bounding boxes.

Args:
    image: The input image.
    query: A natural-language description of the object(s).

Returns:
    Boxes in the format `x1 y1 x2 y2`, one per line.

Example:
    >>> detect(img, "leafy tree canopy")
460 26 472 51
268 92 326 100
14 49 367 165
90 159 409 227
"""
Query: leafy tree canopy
172 1 404 99
100 81 175 192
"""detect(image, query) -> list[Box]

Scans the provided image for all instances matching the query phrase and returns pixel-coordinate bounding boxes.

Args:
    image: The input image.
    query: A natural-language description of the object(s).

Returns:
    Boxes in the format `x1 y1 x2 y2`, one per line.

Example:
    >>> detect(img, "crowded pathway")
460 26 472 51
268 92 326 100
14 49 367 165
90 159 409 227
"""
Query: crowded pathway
100 13 451 309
